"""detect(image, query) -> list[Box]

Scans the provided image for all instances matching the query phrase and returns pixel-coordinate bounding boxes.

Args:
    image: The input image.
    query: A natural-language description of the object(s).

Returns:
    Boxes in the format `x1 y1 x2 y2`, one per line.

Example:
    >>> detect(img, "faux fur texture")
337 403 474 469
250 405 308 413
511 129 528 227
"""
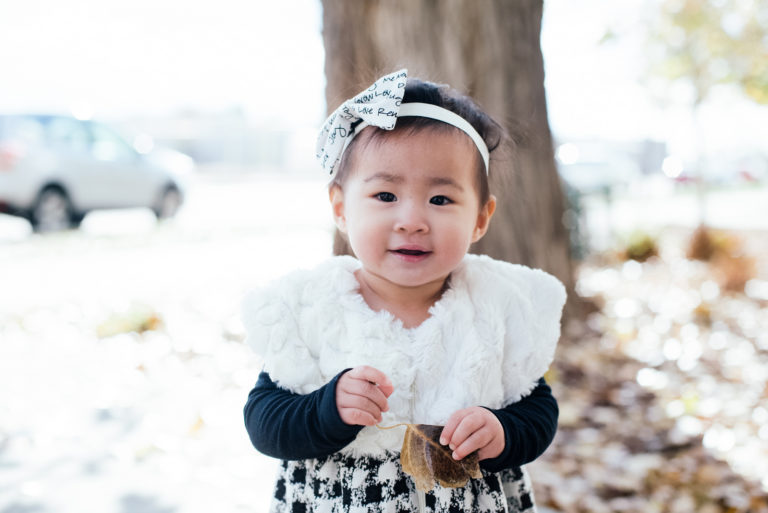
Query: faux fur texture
241 254 566 456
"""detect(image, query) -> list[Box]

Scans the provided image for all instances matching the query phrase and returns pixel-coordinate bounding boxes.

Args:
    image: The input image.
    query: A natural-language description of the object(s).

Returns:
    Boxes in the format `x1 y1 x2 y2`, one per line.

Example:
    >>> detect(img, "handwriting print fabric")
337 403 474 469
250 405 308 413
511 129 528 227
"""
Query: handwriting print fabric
316 69 407 178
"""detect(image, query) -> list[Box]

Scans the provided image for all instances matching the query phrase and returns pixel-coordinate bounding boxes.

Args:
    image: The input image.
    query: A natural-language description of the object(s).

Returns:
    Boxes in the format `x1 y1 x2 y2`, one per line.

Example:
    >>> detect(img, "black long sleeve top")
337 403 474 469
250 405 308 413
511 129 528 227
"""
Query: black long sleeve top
243 370 558 473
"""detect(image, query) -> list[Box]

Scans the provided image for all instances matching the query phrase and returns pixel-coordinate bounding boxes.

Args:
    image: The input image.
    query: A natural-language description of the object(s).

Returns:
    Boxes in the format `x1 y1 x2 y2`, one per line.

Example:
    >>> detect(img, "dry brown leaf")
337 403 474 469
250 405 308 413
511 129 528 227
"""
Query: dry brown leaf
399 424 482 492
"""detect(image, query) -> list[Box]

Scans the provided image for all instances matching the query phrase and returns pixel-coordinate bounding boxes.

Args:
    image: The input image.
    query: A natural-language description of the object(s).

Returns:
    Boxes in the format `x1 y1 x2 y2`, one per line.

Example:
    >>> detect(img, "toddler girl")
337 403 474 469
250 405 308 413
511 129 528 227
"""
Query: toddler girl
242 69 566 512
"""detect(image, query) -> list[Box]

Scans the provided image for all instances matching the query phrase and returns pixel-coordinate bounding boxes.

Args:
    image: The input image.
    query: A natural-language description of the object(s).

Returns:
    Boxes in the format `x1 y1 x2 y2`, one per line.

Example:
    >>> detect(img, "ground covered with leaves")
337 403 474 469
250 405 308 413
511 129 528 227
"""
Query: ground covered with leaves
529 227 768 513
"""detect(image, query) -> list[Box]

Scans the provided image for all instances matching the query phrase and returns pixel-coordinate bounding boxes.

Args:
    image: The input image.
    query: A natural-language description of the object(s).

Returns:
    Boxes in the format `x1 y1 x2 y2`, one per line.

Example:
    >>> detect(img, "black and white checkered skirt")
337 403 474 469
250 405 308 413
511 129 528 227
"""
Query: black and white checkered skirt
268 451 537 513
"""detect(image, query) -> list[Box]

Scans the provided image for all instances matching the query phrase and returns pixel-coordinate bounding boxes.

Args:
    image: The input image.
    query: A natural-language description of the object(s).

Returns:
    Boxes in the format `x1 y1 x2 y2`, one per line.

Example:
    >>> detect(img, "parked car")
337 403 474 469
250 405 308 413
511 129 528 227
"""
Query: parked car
662 152 768 186
0 114 191 232
554 141 644 196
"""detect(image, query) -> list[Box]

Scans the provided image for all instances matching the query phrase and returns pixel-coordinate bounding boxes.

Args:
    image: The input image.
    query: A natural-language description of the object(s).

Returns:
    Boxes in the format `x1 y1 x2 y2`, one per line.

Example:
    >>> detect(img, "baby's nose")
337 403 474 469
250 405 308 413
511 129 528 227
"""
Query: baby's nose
394 203 429 233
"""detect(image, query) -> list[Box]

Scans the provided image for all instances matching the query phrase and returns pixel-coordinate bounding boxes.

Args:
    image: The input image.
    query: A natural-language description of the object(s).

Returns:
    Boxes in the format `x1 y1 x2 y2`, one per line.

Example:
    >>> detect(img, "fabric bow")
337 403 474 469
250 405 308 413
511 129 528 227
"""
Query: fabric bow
316 69 408 179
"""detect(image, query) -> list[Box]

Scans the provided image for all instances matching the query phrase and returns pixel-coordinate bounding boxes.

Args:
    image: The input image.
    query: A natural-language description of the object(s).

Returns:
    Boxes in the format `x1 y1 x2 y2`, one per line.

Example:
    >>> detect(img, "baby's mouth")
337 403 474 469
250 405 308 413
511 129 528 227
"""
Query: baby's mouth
392 248 431 256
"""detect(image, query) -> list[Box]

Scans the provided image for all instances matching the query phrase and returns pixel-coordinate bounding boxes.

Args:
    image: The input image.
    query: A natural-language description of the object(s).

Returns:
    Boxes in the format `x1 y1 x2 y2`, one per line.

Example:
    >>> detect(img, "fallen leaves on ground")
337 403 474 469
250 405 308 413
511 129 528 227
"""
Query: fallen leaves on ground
529 229 768 513
96 303 163 338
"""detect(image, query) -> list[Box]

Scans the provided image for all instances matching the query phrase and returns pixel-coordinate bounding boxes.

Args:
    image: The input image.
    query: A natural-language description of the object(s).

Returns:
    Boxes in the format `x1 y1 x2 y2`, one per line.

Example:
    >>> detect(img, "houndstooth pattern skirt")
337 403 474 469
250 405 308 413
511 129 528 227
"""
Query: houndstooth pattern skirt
268 452 537 513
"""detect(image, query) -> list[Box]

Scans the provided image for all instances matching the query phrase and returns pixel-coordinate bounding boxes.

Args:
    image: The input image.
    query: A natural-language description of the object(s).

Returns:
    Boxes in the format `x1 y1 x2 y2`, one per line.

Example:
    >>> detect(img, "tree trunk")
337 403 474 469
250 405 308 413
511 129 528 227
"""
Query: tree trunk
321 0 575 311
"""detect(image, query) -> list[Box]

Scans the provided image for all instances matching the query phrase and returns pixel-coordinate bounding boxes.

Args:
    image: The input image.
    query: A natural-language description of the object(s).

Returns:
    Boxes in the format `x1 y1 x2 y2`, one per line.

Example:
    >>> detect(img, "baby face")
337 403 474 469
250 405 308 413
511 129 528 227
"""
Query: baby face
329 128 495 297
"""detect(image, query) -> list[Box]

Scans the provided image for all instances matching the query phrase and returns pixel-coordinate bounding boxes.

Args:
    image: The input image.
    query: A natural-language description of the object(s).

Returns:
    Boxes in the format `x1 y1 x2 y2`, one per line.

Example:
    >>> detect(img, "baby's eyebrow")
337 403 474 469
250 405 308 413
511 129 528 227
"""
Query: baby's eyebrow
429 176 464 191
363 172 464 191
364 172 404 184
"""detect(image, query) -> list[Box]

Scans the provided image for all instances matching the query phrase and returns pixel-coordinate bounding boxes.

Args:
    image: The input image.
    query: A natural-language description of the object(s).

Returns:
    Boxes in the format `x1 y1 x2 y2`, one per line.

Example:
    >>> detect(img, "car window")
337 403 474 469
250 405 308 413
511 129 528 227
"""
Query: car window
89 123 137 163
47 117 91 154
0 116 46 146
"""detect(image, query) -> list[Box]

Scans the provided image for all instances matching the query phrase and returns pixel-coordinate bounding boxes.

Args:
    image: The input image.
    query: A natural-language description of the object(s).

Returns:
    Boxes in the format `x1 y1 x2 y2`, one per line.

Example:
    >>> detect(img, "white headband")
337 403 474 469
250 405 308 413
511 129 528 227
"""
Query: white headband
316 69 490 180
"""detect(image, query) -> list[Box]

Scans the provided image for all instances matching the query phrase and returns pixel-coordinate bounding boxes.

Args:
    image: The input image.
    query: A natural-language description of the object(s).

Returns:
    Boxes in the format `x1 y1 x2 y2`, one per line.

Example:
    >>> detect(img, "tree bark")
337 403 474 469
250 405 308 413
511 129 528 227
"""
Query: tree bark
321 0 575 310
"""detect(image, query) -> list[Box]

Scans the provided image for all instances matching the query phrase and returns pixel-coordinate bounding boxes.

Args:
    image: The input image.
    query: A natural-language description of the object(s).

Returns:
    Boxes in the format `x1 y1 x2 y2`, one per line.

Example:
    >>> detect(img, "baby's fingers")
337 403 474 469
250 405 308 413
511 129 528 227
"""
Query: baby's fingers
440 408 471 446
445 411 485 454
452 429 493 461
337 393 385 424
339 377 390 413
338 407 380 426
447 408 505 461
347 366 394 397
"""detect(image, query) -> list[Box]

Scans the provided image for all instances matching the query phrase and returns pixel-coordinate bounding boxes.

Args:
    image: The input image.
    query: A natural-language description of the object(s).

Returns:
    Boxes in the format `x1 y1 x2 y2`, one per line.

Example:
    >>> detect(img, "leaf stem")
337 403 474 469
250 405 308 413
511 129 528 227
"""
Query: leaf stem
376 423 409 430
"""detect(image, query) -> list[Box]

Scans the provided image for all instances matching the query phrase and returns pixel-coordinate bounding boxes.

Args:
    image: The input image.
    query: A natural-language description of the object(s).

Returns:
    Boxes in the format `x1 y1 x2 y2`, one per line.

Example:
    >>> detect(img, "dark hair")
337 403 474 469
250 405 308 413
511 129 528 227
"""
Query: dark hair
332 78 505 206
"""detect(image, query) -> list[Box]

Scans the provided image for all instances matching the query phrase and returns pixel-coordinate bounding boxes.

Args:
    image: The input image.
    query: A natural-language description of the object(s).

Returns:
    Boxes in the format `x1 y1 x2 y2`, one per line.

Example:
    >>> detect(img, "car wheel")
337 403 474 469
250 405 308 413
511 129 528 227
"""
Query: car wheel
70 211 87 228
31 187 74 232
154 186 181 219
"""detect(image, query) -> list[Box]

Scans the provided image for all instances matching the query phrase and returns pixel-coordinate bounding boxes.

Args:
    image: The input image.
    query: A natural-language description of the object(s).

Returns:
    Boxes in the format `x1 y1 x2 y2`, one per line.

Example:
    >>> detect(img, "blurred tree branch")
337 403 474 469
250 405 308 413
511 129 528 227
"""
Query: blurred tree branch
638 0 768 225
645 0 768 107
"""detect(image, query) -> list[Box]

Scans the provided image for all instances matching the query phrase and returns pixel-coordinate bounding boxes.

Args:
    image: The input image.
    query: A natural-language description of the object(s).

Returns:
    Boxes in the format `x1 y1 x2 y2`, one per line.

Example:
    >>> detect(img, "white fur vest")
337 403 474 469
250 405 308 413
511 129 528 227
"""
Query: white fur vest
241 254 566 457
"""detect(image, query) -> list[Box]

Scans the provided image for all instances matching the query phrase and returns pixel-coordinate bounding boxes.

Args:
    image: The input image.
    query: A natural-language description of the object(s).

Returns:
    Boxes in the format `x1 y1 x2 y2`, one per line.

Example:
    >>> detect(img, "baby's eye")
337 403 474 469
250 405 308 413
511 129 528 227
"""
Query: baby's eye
375 192 397 202
429 195 452 206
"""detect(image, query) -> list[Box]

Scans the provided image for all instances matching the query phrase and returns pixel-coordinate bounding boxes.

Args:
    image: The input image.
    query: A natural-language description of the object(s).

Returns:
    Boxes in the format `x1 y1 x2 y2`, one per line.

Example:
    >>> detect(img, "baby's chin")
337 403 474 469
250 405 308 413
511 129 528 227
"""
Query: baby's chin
358 265 450 287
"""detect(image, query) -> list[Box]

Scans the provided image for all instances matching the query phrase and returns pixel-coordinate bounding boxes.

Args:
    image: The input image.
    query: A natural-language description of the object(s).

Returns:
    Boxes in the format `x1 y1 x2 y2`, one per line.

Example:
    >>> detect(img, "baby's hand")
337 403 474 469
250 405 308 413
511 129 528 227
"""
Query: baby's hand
335 366 394 426
440 407 505 461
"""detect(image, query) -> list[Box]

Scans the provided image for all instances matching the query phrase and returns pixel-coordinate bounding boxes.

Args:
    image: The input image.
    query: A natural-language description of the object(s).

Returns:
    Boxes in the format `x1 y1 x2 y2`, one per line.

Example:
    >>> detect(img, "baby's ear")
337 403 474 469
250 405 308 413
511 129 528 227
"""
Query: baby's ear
472 195 496 242
328 184 347 233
